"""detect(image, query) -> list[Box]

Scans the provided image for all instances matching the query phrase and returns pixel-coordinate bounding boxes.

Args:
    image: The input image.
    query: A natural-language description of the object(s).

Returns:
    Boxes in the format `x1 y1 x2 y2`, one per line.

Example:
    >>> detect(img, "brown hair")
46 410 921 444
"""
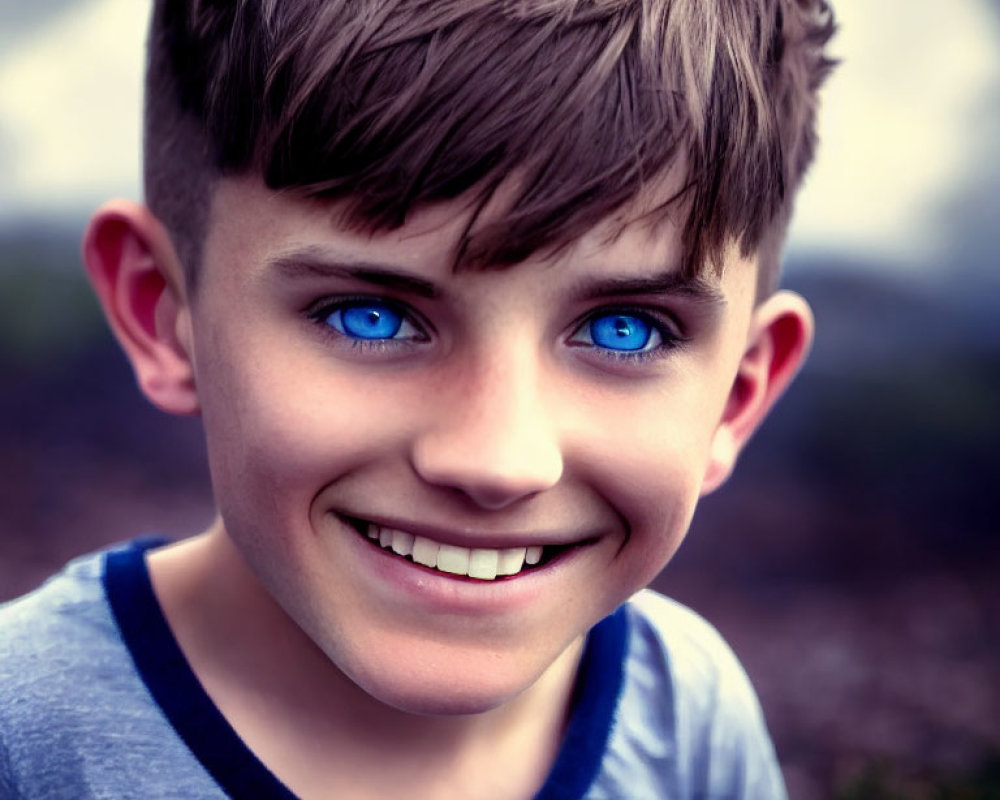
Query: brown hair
144 0 836 291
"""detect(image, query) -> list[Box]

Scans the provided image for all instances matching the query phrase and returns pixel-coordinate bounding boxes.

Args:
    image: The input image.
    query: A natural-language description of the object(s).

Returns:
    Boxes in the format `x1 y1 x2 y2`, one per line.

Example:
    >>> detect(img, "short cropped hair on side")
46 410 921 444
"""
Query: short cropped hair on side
144 0 836 292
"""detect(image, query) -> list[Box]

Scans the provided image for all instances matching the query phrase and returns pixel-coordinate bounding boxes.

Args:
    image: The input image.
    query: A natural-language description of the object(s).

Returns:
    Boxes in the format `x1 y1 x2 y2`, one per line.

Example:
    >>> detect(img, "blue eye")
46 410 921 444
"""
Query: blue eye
588 313 658 352
328 303 402 339
321 300 425 342
567 308 682 363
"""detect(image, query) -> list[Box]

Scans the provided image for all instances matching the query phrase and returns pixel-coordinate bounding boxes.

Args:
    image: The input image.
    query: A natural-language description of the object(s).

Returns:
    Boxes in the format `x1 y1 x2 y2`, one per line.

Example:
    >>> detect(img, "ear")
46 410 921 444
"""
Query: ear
83 200 200 416
701 290 813 494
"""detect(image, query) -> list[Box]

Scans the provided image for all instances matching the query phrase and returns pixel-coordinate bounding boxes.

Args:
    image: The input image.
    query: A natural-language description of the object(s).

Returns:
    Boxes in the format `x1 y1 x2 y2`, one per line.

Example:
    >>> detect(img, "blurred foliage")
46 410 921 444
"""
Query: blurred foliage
836 757 1000 800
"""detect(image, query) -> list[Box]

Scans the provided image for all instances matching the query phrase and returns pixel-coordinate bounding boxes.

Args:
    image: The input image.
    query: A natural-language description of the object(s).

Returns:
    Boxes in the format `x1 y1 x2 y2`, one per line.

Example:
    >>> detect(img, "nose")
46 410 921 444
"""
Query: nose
410 353 563 510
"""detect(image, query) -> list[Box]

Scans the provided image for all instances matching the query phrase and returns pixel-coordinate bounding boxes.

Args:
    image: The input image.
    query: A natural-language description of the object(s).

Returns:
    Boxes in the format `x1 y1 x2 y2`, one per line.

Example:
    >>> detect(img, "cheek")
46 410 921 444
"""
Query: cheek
618 435 706 552
570 384 722 576
194 332 412 520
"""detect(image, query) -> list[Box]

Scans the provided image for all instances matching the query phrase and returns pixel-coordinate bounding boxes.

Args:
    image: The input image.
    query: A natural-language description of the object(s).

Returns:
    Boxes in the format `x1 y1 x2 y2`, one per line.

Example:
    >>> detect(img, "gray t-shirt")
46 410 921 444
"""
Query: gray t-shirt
0 539 786 799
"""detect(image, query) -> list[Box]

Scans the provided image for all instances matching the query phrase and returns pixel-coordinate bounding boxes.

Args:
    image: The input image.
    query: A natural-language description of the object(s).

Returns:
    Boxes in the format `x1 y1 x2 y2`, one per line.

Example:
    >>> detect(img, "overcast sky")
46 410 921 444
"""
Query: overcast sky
1 0 998 272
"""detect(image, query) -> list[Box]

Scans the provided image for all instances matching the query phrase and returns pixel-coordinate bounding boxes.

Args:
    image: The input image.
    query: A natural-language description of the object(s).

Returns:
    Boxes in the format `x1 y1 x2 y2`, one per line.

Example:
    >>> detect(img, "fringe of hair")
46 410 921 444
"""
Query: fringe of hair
144 0 836 284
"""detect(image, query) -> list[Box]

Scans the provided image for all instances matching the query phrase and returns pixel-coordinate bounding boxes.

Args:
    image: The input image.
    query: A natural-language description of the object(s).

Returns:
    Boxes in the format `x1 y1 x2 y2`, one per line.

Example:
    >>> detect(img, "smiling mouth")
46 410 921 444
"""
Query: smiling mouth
342 517 574 581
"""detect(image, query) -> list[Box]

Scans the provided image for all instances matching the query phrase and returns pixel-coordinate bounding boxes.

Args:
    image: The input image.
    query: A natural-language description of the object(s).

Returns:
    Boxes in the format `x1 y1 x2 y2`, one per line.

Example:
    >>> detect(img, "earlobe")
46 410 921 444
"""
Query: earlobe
83 200 200 416
701 291 813 494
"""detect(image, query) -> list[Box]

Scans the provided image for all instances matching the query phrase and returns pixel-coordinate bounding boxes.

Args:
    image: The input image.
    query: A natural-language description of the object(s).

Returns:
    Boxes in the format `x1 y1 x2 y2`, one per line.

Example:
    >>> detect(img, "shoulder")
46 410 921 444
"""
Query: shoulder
0 548 122 794
0 537 169 672
0 541 219 799
625 589 760 711
0 548 116 680
590 590 787 799
0 546 132 731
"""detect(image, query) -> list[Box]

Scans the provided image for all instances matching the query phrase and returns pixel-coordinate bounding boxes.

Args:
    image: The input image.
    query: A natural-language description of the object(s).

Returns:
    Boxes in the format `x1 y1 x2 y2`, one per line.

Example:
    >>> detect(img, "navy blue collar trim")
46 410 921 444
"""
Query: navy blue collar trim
532 603 629 800
104 539 630 800
104 539 297 799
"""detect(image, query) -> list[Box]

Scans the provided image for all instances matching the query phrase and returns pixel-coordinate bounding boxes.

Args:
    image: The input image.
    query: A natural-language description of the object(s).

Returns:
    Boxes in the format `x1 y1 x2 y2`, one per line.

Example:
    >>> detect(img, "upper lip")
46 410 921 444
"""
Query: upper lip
335 511 596 551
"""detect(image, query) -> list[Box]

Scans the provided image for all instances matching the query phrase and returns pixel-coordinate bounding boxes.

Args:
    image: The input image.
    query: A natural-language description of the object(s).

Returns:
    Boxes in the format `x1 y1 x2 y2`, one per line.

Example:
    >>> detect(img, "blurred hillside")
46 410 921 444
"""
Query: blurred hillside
1 223 997 797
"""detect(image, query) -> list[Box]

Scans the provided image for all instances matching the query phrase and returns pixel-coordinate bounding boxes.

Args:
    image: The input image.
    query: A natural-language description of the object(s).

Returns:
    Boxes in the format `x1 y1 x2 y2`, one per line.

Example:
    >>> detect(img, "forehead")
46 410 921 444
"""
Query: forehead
200 175 757 304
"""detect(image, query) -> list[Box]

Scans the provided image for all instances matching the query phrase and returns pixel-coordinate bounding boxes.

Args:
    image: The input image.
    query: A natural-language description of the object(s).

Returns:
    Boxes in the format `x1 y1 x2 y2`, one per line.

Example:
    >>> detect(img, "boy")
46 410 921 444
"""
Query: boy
0 0 835 797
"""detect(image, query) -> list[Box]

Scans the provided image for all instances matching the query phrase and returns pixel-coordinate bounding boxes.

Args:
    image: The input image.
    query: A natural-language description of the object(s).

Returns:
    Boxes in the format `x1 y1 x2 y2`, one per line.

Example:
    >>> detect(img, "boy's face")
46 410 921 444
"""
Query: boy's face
170 176 773 714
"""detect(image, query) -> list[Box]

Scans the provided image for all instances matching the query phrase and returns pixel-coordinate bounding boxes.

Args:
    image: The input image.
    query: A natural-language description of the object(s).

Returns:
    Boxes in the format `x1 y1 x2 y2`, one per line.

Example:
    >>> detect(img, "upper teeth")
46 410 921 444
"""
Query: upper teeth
367 525 544 580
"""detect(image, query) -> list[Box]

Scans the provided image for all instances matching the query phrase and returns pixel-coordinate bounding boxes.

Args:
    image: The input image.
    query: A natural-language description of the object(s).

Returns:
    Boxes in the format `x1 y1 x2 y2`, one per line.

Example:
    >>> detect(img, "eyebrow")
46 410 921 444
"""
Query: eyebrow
269 248 440 299
575 271 727 306
269 247 724 306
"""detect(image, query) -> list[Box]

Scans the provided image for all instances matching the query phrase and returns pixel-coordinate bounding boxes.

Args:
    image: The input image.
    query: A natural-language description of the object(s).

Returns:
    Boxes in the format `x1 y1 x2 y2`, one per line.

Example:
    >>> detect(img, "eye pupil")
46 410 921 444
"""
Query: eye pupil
590 313 651 351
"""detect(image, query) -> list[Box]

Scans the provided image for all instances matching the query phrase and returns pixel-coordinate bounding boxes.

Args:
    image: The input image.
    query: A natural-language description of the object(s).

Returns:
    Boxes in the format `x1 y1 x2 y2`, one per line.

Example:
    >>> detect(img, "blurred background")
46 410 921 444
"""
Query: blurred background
0 0 997 797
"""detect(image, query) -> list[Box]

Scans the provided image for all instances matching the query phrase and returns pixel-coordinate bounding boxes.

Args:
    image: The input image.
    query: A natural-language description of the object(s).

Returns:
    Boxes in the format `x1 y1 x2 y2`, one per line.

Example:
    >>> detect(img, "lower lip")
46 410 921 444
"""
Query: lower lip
340 521 584 615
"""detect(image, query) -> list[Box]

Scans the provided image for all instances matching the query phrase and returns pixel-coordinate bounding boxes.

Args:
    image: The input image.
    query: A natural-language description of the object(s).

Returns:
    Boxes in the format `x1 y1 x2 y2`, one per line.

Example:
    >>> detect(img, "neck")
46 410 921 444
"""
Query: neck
148 525 585 800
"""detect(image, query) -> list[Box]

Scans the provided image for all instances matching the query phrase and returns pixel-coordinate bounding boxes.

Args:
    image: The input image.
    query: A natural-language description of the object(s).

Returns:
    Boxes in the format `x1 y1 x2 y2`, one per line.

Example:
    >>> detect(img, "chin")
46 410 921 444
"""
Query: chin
344 656 530 717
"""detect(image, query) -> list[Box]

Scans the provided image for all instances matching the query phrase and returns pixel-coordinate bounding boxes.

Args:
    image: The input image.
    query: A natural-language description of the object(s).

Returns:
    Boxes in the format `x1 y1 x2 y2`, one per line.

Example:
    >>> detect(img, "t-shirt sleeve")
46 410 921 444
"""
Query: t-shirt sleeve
625 590 787 800
0 728 18 800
